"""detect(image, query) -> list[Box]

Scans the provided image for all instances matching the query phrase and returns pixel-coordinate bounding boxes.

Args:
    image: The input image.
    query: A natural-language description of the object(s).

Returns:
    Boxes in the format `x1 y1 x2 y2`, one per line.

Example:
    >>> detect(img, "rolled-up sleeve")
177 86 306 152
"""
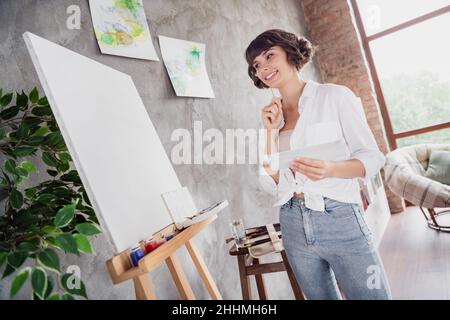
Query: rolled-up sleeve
336 86 386 185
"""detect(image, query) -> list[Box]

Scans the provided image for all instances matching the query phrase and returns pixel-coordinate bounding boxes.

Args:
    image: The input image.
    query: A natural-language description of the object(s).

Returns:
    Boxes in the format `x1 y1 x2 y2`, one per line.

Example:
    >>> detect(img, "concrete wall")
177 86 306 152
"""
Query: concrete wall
0 0 321 299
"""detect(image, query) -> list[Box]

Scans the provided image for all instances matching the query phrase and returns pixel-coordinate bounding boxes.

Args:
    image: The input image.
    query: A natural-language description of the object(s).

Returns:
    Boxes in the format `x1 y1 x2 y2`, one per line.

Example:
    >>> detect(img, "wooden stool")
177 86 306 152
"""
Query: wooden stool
229 244 305 300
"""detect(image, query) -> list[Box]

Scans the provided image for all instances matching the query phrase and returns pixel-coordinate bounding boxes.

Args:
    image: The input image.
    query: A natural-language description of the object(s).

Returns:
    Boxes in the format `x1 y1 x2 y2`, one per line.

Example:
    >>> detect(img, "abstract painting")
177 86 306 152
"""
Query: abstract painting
89 0 159 61
158 35 215 98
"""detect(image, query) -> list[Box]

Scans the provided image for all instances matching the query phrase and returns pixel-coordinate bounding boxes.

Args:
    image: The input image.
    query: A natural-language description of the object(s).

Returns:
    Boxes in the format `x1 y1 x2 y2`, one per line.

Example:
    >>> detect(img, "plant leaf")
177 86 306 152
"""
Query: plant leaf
10 267 31 299
25 135 46 146
40 226 62 235
7 251 28 269
43 275 54 299
19 161 37 173
31 267 47 299
0 92 13 107
37 193 57 204
46 132 65 148
16 241 37 254
29 87 39 103
16 91 28 109
16 167 29 177
37 97 48 106
31 106 52 116
10 189 24 209
24 187 37 199
47 293 60 300
4 159 16 174
0 252 7 268
46 169 58 177
73 234 94 254
2 264 16 279
75 223 101 236
0 105 20 120
61 273 87 299
55 233 78 255
42 152 59 167
53 203 75 228
16 122 30 139
30 125 49 137
13 147 36 157
37 248 60 273
61 292 75 300
58 152 72 162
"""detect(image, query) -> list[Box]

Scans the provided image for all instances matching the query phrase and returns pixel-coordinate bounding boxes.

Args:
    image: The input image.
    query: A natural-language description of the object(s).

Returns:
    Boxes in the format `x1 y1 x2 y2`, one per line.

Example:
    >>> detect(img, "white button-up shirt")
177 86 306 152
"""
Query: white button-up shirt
258 80 386 212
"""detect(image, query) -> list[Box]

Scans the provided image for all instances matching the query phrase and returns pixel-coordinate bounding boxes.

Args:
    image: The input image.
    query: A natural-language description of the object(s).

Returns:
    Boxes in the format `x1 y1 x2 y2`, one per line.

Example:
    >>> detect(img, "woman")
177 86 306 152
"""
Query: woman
245 29 391 300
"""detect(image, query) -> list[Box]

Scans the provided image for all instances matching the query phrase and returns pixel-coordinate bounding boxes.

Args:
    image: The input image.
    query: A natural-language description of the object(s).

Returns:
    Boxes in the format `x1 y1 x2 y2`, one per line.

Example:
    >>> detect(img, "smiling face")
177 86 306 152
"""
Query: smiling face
252 46 298 89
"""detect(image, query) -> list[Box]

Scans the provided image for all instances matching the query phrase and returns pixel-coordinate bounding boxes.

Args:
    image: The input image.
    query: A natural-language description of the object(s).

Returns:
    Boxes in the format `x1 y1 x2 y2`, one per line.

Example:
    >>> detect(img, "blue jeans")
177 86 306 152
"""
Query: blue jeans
279 196 392 300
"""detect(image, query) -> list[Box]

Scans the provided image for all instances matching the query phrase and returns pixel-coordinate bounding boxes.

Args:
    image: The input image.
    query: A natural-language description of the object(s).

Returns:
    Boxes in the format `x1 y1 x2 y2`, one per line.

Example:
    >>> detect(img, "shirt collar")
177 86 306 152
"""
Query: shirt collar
297 80 319 112
301 79 319 99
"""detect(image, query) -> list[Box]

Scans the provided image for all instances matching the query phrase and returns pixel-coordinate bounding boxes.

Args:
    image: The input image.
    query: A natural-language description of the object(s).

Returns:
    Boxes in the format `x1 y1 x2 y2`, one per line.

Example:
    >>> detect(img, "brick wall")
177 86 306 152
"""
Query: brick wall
301 0 405 213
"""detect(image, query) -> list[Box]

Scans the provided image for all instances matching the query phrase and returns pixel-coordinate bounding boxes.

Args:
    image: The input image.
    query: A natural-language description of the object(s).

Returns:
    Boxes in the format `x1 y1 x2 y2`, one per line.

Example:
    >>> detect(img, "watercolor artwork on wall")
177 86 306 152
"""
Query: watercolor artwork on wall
158 35 215 98
88 0 159 61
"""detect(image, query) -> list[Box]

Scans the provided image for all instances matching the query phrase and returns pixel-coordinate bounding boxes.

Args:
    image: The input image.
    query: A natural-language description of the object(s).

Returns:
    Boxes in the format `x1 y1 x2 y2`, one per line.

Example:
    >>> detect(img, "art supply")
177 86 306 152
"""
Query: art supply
24 32 225 301
172 200 229 230
159 35 215 98
230 219 246 246
24 32 182 254
225 223 281 244
144 239 166 254
161 186 198 225
166 234 174 241
130 247 145 267
88 0 159 61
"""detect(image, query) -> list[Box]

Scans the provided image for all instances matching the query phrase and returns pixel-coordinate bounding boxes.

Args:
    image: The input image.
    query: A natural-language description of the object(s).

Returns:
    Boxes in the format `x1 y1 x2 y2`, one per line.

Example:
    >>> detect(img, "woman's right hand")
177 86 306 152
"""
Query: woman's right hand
261 97 283 130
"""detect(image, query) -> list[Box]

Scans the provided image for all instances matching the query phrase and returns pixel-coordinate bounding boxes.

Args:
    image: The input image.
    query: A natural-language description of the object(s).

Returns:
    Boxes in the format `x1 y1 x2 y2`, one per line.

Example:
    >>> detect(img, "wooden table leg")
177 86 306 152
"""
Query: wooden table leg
133 274 157 300
237 254 252 300
166 254 196 300
281 250 305 300
252 258 267 300
185 240 222 300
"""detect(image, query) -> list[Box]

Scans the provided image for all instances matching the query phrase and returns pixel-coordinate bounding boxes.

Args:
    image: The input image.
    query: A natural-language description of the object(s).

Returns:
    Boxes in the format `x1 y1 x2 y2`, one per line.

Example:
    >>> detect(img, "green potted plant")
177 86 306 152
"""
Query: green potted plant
0 87 101 300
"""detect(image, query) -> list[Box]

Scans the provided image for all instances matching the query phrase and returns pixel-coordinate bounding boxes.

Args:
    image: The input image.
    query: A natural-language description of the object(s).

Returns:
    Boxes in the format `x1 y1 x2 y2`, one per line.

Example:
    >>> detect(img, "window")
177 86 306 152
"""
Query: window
357 0 450 36
351 0 450 149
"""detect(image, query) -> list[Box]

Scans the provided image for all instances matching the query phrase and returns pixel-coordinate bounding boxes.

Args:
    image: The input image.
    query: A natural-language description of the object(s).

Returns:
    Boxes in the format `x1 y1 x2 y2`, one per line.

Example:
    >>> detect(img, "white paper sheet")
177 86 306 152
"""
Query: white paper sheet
269 138 348 170
158 35 215 98
89 0 159 61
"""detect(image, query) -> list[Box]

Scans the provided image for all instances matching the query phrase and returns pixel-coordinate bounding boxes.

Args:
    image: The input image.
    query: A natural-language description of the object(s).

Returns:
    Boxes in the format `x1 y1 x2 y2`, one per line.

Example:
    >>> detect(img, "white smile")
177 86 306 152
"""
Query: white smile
265 70 278 81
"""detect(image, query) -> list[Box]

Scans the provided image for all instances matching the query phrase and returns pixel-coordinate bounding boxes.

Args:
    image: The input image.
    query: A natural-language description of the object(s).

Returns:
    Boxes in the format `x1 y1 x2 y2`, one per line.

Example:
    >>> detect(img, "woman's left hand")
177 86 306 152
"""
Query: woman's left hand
290 157 335 181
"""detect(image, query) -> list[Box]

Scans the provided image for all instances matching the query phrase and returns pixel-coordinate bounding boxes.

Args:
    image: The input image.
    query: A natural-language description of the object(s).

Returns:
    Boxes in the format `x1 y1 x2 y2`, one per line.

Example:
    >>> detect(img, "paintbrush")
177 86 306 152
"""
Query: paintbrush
236 235 283 249
225 224 281 244
270 87 276 97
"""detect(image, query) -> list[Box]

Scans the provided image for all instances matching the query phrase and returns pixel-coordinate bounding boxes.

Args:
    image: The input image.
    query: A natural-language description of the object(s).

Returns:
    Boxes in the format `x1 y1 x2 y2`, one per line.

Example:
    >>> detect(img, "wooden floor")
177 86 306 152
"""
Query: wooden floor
379 206 450 299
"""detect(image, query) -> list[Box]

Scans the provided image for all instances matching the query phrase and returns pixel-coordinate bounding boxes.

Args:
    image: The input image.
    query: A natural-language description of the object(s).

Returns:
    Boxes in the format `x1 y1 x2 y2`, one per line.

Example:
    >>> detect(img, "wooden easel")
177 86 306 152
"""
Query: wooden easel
106 214 222 300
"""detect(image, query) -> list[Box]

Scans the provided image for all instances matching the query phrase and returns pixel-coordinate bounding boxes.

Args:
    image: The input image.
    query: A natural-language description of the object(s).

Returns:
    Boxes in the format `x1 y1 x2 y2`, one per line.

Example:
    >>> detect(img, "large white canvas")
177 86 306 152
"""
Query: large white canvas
23 32 181 253
88 0 159 61
159 35 215 98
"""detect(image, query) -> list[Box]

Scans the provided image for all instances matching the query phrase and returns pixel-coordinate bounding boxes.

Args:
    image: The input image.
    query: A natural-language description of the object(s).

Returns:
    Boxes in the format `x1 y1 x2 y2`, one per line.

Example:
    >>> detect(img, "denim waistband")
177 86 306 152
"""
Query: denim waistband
283 196 306 208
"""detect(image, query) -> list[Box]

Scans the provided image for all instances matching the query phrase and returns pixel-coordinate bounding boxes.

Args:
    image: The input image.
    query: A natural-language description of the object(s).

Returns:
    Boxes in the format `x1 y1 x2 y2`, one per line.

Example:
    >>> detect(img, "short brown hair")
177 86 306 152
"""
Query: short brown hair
245 29 315 89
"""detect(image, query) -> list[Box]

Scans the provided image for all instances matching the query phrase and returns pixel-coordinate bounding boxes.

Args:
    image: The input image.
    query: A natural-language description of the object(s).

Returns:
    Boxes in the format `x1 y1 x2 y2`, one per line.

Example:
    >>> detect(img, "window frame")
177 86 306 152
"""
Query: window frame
350 1 450 149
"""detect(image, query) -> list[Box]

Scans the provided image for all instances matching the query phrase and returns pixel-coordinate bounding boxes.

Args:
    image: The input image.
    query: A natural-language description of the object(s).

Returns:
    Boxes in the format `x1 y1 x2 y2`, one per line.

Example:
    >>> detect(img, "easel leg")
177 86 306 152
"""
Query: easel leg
166 254 196 300
185 240 222 299
133 273 157 300
237 254 252 300
252 258 267 300
281 250 305 300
